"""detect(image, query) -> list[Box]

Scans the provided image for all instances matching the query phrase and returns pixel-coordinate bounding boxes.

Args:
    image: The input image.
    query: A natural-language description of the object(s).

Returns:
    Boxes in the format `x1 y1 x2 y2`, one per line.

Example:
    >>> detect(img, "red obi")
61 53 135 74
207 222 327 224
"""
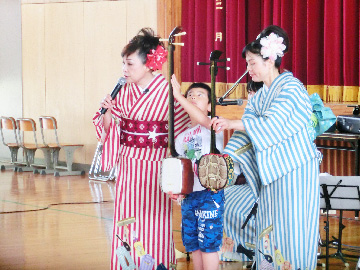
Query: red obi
120 118 169 149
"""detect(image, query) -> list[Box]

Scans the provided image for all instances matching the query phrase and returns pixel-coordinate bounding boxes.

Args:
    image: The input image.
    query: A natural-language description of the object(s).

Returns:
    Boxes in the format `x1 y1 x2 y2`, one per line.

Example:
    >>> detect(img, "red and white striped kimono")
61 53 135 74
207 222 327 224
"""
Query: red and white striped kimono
93 74 190 270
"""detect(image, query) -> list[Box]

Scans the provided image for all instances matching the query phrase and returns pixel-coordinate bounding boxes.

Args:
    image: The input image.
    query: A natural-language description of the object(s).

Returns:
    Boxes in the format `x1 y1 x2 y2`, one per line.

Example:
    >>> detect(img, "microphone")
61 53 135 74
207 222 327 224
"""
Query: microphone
100 77 126 114
217 99 243 106
218 70 248 103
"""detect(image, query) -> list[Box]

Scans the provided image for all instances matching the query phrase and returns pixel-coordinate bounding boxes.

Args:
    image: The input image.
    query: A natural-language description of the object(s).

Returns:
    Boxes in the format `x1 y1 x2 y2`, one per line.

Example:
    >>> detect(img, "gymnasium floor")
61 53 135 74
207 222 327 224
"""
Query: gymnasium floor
0 170 359 269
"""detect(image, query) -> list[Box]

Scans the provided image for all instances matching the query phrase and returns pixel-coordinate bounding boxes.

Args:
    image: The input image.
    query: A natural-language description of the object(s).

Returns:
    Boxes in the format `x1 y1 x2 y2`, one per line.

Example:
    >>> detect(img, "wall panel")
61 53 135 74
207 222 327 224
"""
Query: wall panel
44 2 85 162
84 1 127 163
22 0 45 4
0 0 23 160
22 4 45 117
21 0 158 165
22 4 46 149
127 0 157 40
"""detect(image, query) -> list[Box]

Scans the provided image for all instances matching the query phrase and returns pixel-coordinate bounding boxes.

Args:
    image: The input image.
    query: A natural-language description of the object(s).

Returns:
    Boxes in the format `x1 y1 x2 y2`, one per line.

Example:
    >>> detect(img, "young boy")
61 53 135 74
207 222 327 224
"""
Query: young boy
170 74 224 270
246 80 263 99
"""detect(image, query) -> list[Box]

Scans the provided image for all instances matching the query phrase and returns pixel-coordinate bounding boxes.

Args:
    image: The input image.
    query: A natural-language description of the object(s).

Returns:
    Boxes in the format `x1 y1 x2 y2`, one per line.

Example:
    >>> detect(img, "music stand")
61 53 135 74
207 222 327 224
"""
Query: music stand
319 175 360 269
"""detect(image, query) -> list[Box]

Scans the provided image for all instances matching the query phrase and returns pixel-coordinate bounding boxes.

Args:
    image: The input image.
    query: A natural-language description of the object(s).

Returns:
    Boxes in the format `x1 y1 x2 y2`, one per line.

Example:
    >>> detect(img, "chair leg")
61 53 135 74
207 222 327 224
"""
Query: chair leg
52 148 60 167
54 146 85 177
39 148 60 175
25 149 36 166
1 146 20 172
9 146 19 163
64 146 78 171
1 164 17 171
33 148 54 174
17 149 36 172
54 170 85 177
41 148 53 170
17 166 35 172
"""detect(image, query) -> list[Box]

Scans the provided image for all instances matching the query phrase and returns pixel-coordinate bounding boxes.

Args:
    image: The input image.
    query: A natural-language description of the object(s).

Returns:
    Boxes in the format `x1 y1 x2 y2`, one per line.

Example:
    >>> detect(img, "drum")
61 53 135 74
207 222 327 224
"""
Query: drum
197 153 234 191
161 157 194 195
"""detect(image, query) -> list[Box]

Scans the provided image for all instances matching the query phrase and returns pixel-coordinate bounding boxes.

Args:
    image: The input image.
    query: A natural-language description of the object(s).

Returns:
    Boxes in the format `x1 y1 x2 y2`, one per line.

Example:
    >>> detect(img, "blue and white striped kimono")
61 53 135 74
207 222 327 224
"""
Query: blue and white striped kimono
220 131 260 262
242 72 320 270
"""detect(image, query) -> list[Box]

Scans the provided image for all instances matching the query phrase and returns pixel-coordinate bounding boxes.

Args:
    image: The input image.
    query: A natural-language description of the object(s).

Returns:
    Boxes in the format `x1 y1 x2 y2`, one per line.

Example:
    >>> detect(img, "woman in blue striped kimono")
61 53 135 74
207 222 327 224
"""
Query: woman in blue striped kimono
220 131 260 262
220 81 263 263
212 25 320 270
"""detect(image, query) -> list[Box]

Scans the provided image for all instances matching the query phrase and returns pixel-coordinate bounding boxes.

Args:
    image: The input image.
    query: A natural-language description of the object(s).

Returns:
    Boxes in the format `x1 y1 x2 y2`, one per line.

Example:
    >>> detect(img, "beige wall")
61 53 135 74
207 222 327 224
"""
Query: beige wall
0 0 23 160
21 0 157 165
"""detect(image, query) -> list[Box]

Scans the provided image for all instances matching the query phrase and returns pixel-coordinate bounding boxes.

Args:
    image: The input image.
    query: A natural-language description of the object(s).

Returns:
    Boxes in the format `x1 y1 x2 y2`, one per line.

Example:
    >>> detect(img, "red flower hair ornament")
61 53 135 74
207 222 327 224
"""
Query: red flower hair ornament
146 45 168 71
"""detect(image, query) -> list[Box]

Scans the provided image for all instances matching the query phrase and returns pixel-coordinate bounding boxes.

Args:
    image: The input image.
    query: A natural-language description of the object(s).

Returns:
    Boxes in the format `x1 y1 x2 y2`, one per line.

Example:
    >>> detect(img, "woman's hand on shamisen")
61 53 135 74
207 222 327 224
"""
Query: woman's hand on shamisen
210 116 229 133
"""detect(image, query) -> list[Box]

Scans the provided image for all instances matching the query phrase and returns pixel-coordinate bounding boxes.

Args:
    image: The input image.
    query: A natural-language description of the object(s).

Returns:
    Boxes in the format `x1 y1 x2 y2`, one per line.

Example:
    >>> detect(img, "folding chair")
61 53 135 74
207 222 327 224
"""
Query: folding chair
15 118 52 172
0 116 20 171
39 116 85 176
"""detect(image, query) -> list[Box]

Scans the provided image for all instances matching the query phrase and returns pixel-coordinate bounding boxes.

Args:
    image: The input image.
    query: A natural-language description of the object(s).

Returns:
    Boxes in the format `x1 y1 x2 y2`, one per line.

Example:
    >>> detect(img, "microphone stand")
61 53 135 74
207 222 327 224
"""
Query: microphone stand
218 70 248 104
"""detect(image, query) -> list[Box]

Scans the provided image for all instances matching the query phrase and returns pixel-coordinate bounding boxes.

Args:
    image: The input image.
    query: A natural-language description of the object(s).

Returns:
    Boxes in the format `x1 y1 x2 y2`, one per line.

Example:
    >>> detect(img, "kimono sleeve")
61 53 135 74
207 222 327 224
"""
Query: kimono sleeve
223 131 261 196
92 111 104 141
92 98 122 171
173 99 191 139
242 82 312 152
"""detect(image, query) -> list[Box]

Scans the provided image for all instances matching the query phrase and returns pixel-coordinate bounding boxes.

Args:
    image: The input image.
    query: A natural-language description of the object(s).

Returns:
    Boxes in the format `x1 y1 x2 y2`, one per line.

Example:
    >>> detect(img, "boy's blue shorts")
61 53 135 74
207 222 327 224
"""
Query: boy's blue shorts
181 189 224 253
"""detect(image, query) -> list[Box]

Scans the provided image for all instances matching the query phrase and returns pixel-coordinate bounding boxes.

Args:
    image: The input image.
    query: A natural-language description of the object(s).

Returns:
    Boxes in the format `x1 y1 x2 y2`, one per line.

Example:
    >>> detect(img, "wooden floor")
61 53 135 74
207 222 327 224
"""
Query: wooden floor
0 169 359 269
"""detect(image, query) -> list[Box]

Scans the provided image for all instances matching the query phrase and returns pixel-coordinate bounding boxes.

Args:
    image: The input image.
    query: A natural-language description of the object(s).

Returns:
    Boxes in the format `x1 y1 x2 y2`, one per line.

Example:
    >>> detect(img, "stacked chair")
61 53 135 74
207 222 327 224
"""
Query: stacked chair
0 116 20 171
15 118 52 172
38 116 85 177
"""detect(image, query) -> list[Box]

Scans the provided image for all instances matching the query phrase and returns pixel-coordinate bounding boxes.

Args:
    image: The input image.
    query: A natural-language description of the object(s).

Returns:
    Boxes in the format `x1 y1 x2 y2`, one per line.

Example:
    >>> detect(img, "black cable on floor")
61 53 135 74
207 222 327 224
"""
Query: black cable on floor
0 200 114 214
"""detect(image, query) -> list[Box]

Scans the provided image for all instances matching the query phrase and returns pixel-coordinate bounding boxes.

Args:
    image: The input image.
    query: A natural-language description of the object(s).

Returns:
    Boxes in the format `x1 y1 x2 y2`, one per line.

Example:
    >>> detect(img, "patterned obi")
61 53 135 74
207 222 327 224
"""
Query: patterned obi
120 117 169 149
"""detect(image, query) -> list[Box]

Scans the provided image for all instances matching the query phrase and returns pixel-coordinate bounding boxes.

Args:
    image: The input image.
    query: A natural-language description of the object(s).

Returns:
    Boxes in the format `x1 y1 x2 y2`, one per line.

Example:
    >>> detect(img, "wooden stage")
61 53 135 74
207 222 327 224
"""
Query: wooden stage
0 170 359 269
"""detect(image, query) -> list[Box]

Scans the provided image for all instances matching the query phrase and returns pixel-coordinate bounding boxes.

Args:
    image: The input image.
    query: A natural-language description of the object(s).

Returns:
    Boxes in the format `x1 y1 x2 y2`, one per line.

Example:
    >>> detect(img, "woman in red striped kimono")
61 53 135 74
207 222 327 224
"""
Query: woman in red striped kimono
93 28 190 270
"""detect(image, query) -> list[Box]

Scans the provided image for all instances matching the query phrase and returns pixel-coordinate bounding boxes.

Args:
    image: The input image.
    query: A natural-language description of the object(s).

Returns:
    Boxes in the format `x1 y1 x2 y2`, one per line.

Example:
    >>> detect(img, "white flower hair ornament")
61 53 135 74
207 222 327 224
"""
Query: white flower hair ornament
259 33 286 61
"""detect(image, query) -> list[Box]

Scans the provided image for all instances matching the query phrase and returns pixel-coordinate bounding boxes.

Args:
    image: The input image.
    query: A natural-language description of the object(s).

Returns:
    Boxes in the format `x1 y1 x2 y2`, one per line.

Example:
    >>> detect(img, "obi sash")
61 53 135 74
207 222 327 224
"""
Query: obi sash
120 117 168 149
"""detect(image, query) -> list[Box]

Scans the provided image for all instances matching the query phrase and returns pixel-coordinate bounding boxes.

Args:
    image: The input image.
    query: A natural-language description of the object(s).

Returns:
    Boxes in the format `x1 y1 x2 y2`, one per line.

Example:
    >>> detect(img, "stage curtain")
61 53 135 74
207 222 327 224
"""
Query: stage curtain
181 0 360 102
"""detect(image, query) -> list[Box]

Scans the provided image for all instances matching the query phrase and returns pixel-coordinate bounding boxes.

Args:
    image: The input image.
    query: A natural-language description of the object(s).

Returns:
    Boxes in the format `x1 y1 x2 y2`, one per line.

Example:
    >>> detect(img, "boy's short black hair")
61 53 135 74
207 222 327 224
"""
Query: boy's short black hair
246 81 263 93
184 82 211 103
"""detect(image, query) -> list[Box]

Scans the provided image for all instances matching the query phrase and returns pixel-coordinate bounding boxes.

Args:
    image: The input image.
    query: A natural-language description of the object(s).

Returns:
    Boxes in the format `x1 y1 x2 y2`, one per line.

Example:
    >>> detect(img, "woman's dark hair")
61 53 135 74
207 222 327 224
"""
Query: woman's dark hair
185 82 211 103
121 28 164 64
242 25 289 69
247 80 263 93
